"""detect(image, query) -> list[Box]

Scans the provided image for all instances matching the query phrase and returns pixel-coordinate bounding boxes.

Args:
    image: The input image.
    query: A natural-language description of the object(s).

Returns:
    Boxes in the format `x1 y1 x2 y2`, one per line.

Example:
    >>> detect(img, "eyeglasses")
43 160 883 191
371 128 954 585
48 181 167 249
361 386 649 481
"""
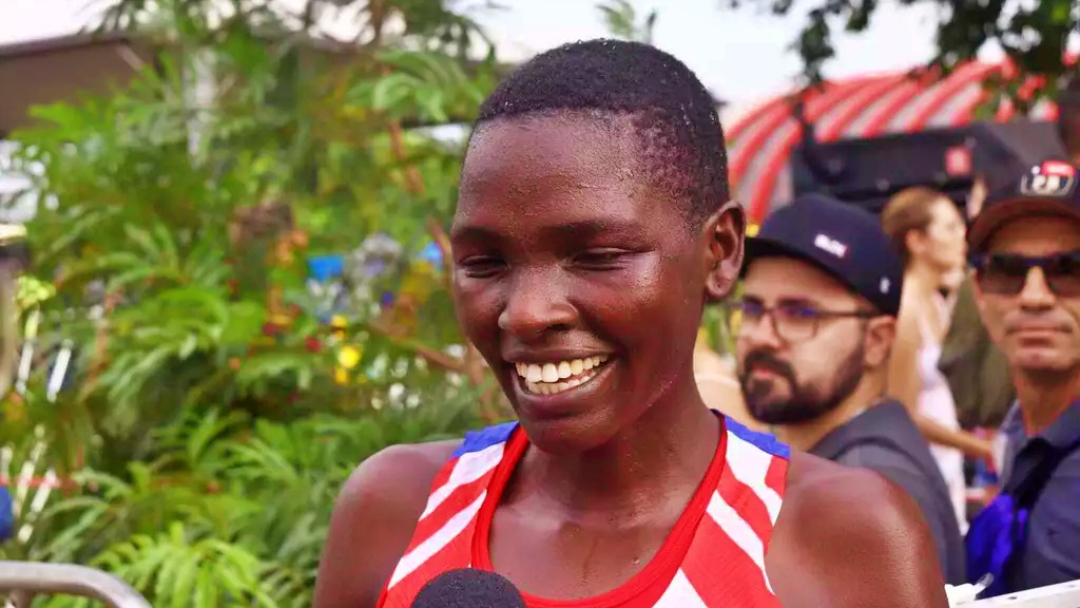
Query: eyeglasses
731 299 877 343
973 251 1080 297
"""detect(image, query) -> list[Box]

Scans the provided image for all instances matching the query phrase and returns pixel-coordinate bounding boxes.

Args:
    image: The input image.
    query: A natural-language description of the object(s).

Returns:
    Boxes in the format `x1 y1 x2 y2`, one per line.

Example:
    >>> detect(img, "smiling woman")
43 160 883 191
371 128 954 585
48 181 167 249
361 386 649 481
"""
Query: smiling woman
314 39 950 608
450 112 716 453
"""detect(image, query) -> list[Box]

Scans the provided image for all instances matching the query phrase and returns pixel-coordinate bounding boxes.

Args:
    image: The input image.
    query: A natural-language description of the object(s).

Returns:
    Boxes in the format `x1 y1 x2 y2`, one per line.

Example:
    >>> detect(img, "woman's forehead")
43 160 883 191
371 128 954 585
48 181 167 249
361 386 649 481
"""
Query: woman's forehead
455 120 679 236
450 177 664 245
461 116 639 193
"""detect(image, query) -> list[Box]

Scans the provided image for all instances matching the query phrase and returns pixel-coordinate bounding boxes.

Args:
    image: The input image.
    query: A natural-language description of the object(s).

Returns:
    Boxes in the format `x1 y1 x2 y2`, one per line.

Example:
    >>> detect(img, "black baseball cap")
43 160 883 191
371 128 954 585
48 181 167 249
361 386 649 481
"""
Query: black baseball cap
742 193 904 316
969 158 1080 252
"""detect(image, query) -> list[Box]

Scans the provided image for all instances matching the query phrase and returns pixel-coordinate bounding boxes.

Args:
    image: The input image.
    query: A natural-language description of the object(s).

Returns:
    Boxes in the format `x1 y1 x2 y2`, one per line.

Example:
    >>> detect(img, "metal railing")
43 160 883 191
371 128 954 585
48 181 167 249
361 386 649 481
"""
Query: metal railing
0 562 152 608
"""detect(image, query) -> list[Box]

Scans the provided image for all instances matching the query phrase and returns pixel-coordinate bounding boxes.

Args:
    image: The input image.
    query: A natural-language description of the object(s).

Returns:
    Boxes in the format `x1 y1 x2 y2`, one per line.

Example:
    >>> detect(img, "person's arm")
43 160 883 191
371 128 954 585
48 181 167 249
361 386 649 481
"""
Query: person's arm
831 445 965 584
867 464 966 585
915 414 994 460
768 454 949 608
889 300 993 460
888 301 924 415
313 441 459 608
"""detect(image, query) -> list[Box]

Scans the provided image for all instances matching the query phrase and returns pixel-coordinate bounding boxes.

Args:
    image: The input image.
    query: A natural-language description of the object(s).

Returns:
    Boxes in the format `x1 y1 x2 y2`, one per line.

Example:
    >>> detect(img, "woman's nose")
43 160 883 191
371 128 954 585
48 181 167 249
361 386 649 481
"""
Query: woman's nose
497 269 577 340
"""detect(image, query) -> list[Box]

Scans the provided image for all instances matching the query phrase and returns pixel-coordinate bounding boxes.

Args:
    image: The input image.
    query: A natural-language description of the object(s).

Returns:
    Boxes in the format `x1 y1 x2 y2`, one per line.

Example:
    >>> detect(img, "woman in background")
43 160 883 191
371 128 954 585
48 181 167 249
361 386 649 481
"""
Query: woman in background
882 187 994 532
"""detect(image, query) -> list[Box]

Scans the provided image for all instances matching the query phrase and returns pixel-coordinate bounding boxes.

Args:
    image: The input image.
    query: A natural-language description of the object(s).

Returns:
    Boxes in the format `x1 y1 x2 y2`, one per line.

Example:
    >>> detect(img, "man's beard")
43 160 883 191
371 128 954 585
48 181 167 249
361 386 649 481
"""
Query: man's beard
738 343 866 425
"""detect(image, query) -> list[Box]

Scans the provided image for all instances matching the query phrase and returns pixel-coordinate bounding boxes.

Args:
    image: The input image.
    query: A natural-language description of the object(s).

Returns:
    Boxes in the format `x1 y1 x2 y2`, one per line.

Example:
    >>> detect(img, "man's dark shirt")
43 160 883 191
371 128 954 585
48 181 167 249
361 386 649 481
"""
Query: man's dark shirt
998 401 1080 592
809 400 966 584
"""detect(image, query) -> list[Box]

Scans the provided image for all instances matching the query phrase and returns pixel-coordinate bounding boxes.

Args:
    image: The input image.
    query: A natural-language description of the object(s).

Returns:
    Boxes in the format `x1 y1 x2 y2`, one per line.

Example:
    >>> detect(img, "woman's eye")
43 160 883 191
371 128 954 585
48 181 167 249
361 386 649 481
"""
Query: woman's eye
459 256 505 277
574 250 628 268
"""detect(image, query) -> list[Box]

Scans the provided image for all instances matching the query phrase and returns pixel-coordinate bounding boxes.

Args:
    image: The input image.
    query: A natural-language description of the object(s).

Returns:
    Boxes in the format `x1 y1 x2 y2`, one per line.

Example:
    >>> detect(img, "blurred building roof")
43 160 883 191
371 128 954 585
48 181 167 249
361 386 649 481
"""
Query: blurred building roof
0 31 155 137
0 31 725 139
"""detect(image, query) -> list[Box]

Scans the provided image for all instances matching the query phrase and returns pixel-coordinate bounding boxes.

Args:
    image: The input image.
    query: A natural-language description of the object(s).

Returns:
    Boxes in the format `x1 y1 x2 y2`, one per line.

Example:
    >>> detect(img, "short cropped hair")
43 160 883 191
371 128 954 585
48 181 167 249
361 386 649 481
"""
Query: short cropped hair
473 39 730 225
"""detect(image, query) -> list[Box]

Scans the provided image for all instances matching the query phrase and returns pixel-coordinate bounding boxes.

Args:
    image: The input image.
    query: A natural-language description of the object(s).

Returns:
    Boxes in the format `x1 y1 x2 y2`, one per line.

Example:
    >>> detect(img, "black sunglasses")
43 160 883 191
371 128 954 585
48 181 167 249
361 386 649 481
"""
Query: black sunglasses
973 251 1080 297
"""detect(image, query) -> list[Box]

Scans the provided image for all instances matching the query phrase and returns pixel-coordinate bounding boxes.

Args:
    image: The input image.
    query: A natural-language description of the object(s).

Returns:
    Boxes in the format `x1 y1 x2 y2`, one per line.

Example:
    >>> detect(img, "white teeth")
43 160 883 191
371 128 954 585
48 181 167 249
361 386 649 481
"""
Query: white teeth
513 355 610 395
557 361 572 379
525 373 594 396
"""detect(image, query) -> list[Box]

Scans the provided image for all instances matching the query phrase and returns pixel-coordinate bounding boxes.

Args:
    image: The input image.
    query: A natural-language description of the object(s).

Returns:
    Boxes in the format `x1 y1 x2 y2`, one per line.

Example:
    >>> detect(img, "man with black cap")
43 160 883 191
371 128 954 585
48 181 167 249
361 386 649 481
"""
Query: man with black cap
966 158 1080 596
734 193 966 584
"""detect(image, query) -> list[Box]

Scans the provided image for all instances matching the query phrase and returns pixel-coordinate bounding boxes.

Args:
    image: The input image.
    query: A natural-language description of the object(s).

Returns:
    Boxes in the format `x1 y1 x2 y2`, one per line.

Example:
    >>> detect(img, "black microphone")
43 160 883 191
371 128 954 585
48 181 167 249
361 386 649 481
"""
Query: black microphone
411 568 527 608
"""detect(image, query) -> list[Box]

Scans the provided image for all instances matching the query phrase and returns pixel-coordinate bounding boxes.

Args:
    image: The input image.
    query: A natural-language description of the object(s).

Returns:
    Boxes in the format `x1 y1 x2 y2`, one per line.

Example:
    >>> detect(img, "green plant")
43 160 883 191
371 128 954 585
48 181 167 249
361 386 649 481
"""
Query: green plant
0 1 502 605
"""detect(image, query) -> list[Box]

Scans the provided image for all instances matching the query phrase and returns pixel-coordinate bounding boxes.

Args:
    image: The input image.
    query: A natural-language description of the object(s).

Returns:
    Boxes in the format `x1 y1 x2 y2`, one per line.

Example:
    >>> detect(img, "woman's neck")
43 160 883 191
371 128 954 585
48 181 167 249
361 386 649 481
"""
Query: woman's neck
519 375 720 519
904 261 942 298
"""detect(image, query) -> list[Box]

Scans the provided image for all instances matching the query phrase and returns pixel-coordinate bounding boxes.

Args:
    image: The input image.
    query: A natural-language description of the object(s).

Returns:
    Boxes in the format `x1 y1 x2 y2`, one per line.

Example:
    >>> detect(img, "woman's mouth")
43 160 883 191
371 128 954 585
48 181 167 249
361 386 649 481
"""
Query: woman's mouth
514 356 610 395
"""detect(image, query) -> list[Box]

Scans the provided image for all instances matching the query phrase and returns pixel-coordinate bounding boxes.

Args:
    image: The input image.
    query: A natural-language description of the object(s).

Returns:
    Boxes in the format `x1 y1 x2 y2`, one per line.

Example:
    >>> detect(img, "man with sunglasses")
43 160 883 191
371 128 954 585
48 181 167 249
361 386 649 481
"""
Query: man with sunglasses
734 193 966 584
965 158 1080 596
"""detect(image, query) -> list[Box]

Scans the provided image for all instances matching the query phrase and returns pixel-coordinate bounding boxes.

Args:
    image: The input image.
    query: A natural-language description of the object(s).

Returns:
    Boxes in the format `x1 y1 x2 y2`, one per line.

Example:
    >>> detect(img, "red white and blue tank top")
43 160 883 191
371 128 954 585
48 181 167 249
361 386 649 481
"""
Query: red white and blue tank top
377 416 790 608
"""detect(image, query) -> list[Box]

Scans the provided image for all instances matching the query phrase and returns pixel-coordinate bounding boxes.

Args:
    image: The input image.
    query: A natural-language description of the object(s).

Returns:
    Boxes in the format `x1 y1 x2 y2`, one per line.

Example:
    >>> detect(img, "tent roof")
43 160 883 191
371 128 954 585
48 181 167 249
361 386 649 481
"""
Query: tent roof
724 61 1061 222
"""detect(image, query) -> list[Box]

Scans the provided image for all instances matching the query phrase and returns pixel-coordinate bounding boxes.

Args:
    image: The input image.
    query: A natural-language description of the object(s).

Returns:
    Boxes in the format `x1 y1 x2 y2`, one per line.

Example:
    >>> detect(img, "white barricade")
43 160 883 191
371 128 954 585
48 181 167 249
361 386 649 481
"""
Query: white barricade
961 580 1080 608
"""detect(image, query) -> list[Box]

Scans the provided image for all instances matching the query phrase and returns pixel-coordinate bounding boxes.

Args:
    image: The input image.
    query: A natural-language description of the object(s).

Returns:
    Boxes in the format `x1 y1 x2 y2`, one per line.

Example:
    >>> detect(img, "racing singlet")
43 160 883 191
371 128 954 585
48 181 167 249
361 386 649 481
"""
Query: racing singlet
377 416 790 608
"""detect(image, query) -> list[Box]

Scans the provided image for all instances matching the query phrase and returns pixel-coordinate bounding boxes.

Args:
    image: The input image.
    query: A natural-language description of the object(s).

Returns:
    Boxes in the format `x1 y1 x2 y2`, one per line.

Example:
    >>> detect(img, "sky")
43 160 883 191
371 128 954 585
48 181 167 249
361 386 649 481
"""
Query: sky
0 0 976 117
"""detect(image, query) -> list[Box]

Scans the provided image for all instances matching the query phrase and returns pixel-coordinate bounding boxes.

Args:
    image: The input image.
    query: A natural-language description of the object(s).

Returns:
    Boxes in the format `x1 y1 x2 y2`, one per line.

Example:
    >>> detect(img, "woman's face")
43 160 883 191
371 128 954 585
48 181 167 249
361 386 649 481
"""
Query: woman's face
917 199 968 273
449 115 742 453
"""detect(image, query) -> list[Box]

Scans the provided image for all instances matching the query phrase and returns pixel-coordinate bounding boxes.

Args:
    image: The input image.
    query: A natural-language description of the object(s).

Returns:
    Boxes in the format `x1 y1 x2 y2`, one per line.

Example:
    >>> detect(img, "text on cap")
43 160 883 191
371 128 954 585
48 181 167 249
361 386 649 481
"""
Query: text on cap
814 234 848 258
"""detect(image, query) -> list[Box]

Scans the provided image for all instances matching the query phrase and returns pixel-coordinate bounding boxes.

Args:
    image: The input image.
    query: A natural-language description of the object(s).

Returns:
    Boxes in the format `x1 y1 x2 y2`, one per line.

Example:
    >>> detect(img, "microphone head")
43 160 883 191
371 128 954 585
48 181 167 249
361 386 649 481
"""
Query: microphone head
411 568 527 608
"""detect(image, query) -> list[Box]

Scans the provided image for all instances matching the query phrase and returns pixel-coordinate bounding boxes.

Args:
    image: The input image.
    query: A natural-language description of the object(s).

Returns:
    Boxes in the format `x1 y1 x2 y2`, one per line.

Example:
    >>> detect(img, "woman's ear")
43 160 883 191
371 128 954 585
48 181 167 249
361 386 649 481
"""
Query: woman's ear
904 228 925 259
703 201 745 303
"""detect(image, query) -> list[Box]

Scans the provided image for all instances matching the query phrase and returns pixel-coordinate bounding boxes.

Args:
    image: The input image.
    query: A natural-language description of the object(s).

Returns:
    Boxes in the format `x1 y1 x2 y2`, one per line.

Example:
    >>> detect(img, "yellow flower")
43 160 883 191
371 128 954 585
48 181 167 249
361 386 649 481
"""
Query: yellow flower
337 346 361 369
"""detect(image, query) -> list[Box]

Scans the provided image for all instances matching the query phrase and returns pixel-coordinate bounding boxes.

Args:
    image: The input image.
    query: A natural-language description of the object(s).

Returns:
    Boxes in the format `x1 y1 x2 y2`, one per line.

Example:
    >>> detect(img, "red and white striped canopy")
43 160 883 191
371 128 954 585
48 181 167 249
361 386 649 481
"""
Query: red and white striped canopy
725 60 1062 223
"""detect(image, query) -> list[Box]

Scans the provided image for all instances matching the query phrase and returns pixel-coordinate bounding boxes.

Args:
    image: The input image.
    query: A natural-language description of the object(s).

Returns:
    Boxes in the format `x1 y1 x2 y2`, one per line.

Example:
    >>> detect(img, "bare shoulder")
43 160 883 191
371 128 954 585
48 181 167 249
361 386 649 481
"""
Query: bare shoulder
766 451 948 608
331 440 461 524
337 440 460 513
313 440 460 608
894 295 925 345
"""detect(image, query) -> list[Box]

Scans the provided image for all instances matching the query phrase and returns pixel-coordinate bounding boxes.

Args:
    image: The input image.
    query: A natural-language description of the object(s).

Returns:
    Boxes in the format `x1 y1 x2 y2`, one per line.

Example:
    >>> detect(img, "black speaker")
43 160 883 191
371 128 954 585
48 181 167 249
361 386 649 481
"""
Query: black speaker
790 120 1066 215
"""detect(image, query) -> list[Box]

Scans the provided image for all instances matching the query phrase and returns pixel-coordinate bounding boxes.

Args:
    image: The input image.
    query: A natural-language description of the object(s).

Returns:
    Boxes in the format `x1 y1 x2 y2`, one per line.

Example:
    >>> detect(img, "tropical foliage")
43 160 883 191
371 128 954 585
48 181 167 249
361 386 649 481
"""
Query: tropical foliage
0 2 745 605
0 0 506 605
723 0 1079 108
